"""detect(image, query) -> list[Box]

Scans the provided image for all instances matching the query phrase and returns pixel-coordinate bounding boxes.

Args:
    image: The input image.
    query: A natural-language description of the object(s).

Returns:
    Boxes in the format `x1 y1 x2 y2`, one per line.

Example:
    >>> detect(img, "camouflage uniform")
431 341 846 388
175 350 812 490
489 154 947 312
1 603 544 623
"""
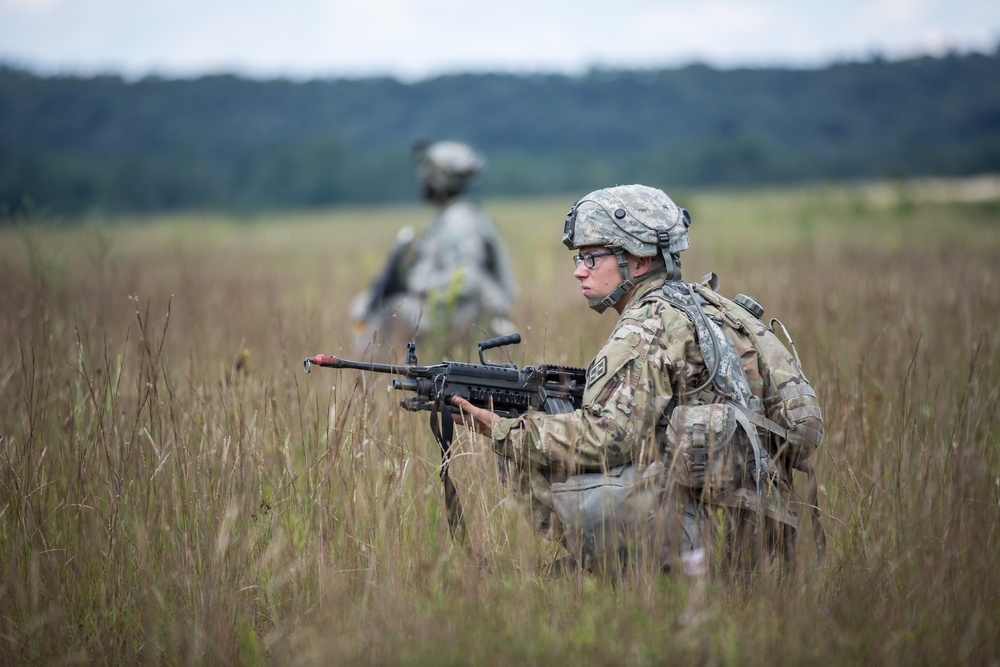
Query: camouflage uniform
486 183 798 576
352 141 517 354
490 272 699 556
401 197 516 336
492 271 796 574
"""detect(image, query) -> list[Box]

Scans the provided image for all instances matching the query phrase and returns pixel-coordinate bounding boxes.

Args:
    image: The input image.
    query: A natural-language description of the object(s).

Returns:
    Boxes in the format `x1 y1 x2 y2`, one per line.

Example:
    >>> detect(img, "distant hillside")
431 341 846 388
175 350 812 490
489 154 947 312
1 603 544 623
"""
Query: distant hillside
2 50 999 218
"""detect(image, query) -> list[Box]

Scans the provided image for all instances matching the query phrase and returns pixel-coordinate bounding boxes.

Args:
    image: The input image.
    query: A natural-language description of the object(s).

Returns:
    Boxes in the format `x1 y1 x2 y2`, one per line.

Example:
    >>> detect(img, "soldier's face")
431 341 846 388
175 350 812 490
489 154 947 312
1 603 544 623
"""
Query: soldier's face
574 245 626 301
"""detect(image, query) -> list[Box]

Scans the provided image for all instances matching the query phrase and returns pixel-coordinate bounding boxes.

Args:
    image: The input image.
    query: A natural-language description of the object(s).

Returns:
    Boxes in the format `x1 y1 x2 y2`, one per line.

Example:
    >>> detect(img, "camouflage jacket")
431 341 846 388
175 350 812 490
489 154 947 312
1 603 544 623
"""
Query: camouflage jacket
492 272 799 528
492 273 703 472
405 197 517 317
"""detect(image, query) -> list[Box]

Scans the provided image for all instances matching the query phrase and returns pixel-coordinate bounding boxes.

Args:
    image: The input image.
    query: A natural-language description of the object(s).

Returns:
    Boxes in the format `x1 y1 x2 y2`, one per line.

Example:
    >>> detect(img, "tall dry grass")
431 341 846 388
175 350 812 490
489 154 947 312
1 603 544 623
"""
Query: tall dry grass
1 181 998 665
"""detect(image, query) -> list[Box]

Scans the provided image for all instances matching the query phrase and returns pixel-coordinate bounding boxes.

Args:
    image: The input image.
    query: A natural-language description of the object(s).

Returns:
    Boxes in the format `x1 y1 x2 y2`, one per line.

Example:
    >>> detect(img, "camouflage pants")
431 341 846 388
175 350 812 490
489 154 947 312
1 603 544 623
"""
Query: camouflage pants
508 460 796 579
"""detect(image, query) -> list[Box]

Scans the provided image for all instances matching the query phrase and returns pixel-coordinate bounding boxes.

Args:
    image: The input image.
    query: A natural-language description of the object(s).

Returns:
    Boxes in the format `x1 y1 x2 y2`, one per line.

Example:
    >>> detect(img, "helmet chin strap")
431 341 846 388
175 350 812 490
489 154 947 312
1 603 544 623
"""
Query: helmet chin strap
588 250 678 313
664 253 682 281
589 249 635 313
657 228 683 281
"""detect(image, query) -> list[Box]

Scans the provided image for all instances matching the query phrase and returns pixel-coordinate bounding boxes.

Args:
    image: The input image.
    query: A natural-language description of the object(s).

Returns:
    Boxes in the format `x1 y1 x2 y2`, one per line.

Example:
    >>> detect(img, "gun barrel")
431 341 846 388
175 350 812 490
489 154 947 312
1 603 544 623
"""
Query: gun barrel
303 354 410 375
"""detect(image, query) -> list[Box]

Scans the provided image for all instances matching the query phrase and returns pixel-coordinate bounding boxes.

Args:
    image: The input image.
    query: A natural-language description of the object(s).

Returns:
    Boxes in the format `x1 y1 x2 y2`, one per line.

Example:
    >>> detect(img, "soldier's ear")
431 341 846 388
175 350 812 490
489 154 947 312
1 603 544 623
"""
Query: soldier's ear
632 254 655 278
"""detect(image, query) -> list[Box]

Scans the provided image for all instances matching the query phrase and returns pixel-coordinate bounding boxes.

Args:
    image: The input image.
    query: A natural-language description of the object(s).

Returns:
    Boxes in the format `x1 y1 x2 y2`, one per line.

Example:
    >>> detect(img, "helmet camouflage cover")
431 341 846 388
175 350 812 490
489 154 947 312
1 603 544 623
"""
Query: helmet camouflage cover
562 184 691 258
563 184 692 312
414 140 486 193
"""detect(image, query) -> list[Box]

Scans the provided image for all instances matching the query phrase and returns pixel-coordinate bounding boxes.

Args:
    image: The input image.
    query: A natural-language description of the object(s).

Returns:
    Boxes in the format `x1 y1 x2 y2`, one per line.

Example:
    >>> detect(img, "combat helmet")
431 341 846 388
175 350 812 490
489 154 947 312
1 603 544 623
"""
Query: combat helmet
413 139 486 197
562 184 691 312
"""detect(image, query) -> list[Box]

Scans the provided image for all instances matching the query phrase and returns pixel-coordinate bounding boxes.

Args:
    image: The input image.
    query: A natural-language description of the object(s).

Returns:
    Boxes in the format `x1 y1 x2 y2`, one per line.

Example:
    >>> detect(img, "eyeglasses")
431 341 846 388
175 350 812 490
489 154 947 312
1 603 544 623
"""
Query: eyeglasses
573 250 616 269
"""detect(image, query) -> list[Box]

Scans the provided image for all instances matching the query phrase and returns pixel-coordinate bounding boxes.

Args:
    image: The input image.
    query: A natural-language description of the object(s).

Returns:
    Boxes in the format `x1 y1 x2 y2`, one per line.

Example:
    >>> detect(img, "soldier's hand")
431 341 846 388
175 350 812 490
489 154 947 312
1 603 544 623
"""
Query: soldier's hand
451 396 500 437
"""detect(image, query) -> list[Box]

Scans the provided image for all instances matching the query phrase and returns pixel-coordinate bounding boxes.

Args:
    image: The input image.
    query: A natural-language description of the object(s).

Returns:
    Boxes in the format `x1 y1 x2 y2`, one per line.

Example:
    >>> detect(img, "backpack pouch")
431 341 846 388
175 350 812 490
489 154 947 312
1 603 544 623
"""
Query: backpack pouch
663 403 748 494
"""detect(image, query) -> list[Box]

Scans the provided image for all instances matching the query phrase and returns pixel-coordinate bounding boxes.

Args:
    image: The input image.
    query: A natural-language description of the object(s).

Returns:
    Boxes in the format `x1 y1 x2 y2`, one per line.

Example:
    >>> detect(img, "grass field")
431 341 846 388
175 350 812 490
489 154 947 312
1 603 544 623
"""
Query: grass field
2 179 998 664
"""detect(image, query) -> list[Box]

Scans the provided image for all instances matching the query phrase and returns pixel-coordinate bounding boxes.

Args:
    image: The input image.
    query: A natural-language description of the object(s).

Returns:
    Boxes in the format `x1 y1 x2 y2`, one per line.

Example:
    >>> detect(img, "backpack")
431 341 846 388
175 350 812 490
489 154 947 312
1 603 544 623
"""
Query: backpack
675 275 827 566
686 275 823 464
550 274 826 573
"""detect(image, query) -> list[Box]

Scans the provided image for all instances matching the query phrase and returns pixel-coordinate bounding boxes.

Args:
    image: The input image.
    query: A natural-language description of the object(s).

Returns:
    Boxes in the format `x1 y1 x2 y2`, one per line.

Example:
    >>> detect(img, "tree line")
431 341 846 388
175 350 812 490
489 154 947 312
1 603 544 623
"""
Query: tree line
1 48 999 219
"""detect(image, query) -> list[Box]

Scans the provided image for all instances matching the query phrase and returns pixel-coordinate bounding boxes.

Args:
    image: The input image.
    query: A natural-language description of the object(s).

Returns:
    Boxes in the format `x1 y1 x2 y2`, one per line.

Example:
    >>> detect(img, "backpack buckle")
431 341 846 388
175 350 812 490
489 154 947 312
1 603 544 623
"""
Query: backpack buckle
721 309 745 332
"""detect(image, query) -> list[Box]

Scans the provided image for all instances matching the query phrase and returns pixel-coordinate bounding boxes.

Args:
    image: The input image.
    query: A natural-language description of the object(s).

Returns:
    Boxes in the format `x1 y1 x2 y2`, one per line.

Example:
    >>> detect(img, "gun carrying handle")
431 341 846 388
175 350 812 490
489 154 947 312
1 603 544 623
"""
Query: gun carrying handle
478 332 521 364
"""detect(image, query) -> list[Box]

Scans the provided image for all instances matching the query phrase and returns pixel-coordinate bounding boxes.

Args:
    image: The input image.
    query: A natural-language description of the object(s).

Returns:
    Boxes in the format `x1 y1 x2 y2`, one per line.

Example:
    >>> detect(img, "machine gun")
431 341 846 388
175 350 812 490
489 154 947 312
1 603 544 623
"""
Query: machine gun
303 333 587 556
303 333 586 418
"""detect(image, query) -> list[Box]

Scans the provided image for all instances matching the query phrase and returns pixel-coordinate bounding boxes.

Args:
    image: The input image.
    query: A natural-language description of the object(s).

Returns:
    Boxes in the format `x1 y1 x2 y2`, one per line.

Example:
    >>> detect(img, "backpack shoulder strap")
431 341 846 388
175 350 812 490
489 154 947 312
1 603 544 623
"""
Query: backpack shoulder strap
656 281 754 408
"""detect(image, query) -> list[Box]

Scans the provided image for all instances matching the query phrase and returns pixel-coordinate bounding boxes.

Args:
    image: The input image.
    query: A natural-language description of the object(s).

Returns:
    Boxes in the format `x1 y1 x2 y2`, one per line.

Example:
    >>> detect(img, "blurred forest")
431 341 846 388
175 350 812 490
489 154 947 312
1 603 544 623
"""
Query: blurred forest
1 48 999 219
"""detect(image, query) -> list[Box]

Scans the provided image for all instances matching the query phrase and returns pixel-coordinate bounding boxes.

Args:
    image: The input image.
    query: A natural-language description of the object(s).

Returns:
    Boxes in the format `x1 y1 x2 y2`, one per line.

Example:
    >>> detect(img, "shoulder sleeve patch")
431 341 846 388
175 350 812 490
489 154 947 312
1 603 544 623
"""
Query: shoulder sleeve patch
587 355 609 385
583 338 640 404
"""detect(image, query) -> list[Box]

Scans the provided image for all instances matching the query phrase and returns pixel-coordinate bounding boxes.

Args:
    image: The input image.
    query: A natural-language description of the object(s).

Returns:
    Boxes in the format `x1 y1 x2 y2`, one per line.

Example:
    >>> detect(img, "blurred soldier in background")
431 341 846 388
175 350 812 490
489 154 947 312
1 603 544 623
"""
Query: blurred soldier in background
350 139 518 356
454 184 822 583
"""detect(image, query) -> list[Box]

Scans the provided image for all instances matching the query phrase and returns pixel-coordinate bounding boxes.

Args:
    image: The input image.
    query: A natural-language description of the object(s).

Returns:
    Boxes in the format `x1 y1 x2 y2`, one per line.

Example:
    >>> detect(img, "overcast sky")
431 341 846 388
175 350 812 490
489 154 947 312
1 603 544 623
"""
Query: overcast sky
1 0 998 81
